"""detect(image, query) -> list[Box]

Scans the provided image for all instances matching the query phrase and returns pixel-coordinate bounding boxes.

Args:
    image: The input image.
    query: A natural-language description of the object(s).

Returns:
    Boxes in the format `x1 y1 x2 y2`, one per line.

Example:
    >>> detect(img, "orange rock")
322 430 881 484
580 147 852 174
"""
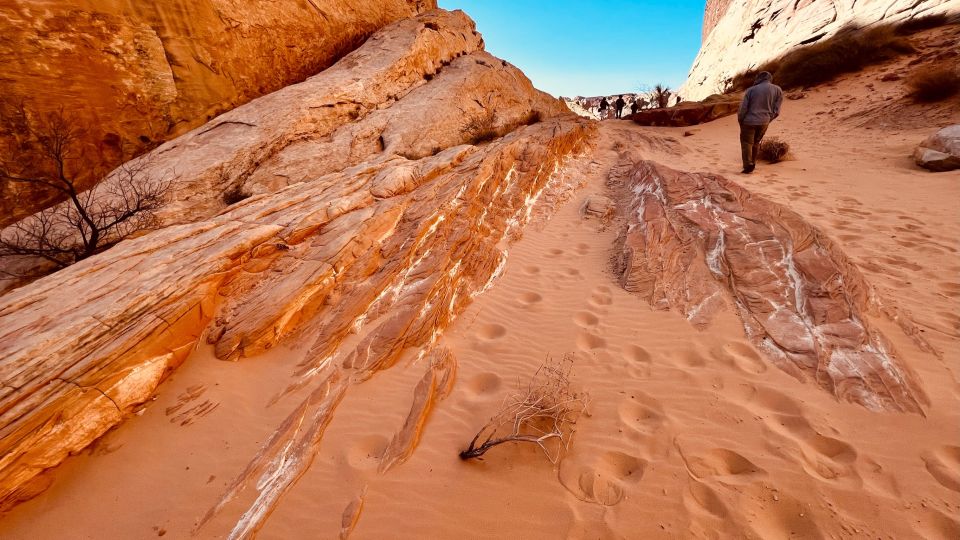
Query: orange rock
0 0 437 225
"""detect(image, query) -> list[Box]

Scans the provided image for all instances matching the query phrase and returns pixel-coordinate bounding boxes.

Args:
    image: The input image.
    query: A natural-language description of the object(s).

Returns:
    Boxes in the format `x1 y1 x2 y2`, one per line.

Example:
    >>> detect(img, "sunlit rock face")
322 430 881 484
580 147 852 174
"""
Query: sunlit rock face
0 0 436 226
0 8 591 510
682 0 960 100
612 161 928 413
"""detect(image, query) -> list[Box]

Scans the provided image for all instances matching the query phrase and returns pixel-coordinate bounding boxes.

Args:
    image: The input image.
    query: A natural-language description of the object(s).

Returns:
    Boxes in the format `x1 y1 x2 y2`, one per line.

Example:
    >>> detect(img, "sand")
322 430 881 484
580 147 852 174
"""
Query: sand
2 35 960 540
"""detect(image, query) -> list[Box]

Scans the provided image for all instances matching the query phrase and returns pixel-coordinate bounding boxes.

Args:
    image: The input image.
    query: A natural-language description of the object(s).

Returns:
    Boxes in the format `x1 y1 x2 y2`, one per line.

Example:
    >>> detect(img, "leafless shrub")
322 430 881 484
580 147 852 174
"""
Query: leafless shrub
895 12 960 35
759 137 790 163
0 106 172 271
463 114 499 145
906 64 960 102
459 354 588 463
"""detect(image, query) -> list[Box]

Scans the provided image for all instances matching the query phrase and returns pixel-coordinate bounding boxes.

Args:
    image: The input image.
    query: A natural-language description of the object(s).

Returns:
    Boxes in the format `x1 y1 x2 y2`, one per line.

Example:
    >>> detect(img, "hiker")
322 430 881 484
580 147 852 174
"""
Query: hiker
738 71 783 173
630 100 639 115
598 97 610 119
615 95 626 119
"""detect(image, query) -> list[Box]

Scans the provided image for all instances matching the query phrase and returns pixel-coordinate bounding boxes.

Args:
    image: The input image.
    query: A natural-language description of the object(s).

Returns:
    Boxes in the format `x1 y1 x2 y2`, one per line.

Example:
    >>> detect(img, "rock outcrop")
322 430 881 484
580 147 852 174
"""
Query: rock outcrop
0 8 591 510
914 124 960 171
612 160 928 413
682 0 960 100
628 94 740 126
0 0 436 226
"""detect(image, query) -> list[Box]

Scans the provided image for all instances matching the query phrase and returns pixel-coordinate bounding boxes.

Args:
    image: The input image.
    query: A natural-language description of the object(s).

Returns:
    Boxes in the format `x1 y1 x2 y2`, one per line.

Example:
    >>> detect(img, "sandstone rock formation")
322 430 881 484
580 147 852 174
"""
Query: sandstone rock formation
0 0 436 226
0 8 590 510
682 0 960 100
914 124 960 171
612 160 927 413
628 94 740 126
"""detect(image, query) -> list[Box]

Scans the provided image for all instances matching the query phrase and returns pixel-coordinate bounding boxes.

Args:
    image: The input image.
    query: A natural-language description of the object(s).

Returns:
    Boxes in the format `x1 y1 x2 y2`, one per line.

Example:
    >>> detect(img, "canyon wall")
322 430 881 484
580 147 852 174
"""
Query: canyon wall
0 8 585 511
682 0 960 100
0 0 436 226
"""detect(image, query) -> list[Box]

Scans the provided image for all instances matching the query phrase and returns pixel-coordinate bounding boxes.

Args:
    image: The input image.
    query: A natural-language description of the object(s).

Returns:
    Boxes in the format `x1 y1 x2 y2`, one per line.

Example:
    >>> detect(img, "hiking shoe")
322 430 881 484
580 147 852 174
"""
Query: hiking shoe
742 165 755 174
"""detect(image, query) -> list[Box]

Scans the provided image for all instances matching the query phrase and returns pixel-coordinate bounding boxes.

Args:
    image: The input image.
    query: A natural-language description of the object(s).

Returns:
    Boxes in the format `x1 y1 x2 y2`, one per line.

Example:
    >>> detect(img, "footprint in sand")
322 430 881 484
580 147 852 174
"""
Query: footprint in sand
518 291 543 306
573 311 600 328
768 413 860 483
576 330 607 351
588 286 613 307
678 444 766 483
523 265 541 276
476 323 507 340
464 372 502 397
938 282 960 298
682 480 728 518
559 450 647 506
575 243 590 255
547 248 565 257
345 434 390 471
708 342 767 375
622 345 652 377
617 393 671 457
921 445 960 493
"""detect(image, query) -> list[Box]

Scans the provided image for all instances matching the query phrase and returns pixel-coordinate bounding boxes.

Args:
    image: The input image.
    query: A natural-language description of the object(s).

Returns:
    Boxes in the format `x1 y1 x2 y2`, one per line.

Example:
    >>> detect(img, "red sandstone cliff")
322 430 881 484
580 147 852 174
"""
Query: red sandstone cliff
0 0 435 226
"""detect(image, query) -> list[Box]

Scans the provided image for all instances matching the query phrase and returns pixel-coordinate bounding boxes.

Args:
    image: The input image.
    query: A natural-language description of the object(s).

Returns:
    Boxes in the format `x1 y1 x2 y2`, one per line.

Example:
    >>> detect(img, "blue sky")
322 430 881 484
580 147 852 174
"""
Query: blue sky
437 0 707 97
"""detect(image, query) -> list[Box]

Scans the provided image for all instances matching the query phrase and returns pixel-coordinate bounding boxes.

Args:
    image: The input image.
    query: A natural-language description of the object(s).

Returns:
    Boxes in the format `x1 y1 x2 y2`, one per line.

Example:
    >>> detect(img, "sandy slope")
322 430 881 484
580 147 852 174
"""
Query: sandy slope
2 32 960 540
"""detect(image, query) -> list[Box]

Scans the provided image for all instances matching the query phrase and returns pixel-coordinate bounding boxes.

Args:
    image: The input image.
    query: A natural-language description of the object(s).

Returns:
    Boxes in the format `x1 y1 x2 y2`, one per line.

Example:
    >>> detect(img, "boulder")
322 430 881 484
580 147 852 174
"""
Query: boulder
0 0 436 226
914 125 960 172
628 94 740 127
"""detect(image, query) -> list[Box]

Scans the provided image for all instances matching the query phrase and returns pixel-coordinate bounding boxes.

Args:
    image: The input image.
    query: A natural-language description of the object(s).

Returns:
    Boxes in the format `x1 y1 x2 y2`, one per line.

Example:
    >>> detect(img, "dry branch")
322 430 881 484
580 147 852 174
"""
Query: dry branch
459 354 588 463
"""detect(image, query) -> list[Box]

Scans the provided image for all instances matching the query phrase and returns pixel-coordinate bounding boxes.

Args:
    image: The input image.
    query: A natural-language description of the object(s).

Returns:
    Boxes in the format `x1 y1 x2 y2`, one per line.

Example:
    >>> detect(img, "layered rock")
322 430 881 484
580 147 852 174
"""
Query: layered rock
914 124 960 171
682 0 960 100
0 8 592 510
613 160 927 413
0 0 436 226
628 94 740 126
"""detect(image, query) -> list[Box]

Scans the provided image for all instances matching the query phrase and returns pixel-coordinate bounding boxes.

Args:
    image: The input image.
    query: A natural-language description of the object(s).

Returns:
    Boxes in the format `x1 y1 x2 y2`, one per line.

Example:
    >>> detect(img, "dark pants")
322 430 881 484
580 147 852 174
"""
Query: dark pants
615 108 623 118
740 123 769 169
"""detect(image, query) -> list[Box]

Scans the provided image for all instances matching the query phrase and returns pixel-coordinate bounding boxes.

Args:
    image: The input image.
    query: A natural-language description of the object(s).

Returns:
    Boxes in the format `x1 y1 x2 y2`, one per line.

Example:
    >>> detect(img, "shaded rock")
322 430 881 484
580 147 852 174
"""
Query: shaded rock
628 95 740 127
612 160 928 413
682 0 958 100
0 0 436 226
914 125 960 172
581 195 614 219
0 8 594 510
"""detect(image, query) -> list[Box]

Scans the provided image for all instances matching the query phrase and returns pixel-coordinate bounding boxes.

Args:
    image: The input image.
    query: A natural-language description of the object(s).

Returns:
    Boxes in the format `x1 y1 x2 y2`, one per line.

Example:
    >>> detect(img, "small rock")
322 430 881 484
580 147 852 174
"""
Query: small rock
787 92 806 100
581 195 615 219
914 125 960 172
880 73 901 82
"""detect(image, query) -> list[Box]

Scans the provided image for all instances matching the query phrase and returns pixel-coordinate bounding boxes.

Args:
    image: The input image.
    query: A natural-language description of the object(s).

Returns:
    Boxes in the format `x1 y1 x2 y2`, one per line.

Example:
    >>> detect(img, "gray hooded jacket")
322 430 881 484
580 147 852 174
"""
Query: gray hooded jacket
738 72 783 126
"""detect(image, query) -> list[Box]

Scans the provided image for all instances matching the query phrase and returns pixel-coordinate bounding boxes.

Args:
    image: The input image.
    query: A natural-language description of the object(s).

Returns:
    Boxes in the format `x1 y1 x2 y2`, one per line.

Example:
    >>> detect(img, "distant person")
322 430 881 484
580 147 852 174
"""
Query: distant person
738 71 783 174
598 97 610 119
615 95 626 118
630 100 639 115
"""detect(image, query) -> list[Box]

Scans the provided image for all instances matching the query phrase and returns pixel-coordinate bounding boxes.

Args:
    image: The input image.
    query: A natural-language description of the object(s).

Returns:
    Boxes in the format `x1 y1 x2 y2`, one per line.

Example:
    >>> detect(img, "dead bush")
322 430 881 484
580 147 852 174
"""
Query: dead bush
0 106 172 271
759 137 790 163
651 84 672 109
726 23 915 92
459 354 588 463
906 64 960 102
463 114 499 145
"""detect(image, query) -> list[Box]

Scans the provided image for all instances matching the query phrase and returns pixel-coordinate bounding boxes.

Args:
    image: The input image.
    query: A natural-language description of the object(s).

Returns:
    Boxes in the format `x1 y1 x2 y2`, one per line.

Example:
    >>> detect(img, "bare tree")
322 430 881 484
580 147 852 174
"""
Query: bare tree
0 103 172 271
459 354 588 463
651 84 673 109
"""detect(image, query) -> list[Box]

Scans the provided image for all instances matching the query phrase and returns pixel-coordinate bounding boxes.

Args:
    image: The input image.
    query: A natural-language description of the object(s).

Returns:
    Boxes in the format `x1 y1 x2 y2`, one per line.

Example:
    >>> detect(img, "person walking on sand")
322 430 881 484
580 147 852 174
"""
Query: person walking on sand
598 97 610 120
630 100 639 115
738 71 783 174
615 95 626 119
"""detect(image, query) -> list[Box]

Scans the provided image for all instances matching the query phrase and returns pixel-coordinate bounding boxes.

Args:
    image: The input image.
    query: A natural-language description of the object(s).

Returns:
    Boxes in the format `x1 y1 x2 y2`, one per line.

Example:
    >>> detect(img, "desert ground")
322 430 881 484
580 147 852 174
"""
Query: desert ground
1 23 958 538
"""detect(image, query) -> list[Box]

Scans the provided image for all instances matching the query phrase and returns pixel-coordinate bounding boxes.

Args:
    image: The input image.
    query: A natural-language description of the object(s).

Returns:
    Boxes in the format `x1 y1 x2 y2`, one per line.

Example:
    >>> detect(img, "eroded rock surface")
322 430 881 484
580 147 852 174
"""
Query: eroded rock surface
682 0 960 100
0 8 592 510
0 0 435 225
612 160 927 413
